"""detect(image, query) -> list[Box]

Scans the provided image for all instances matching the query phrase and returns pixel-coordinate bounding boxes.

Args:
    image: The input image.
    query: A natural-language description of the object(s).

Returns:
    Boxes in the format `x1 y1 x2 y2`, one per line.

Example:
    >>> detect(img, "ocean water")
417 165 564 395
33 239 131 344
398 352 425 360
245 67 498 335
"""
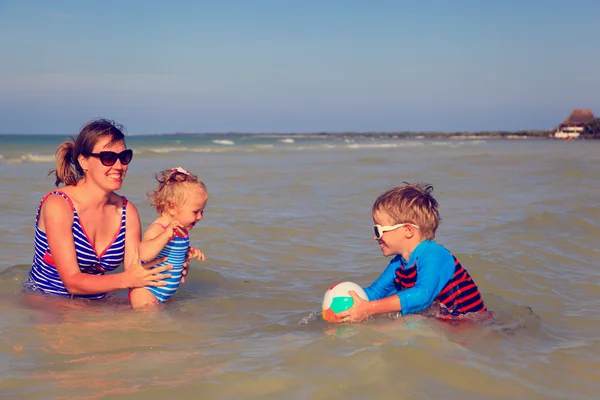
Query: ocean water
1 133 599 399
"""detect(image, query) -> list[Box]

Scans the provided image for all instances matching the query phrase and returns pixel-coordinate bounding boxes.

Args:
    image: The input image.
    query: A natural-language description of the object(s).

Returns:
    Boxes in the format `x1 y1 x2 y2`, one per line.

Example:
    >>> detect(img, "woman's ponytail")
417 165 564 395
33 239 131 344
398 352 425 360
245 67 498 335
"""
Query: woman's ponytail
49 139 81 186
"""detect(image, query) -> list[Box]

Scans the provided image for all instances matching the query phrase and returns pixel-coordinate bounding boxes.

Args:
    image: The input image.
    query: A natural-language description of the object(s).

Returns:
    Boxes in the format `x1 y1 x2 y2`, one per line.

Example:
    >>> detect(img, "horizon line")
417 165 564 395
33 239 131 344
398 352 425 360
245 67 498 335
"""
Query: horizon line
0 129 556 136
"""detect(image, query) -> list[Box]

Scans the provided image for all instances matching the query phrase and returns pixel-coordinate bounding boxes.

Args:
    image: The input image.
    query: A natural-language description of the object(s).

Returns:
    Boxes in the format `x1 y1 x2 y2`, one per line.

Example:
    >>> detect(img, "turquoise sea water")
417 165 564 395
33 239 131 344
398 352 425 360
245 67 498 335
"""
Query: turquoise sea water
1 133 599 399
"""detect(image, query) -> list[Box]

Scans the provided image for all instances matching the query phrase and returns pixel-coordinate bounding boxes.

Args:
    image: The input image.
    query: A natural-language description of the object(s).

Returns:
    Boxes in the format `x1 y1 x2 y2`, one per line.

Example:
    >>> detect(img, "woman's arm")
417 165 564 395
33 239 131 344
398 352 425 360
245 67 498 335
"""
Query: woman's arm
44 196 172 295
123 200 142 270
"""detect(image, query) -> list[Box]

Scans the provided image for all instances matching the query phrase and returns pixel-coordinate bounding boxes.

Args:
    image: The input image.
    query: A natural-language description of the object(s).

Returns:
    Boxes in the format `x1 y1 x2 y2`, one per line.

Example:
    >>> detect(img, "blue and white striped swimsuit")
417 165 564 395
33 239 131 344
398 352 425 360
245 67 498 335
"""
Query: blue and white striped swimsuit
26 191 127 299
145 224 189 303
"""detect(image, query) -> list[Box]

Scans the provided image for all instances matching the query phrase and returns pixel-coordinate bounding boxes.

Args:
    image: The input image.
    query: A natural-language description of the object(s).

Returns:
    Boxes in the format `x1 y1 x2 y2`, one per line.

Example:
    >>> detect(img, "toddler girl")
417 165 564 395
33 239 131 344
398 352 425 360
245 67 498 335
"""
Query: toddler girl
130 167 207 308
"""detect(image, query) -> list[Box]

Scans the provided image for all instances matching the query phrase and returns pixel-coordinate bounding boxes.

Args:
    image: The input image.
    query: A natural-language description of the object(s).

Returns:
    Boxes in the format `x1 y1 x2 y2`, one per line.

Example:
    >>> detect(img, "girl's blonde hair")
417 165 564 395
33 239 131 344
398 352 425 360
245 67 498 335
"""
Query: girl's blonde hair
372 183 440 241
147 167 207 215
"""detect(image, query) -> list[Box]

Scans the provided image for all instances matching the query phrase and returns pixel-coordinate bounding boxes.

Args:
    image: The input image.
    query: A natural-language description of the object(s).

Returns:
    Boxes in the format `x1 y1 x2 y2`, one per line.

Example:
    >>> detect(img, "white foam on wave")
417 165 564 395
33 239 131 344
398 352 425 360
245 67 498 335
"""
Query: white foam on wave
346 142 424 149
0 153 56 164
190 147 232 153
432 140 486 147
449 135 491 140
213 139 235 146
21 153 56 163
279 138 295 144
138 146 188 154
136 146 235 154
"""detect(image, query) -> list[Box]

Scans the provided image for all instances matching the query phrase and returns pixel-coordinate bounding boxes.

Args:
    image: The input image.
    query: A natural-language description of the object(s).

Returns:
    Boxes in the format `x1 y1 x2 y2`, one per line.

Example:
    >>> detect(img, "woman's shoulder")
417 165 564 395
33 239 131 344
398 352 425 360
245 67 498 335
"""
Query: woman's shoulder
38 191 75 226
39 189 74 211
111 193 140 218
106 192 133 207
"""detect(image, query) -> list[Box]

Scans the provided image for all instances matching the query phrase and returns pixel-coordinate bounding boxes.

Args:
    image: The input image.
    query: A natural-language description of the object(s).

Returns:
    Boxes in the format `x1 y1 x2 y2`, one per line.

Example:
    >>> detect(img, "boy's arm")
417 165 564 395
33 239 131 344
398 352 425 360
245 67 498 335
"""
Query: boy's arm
362 256 402 301
334 257 403 322
337 249 455 321
138 222 180 263
336 291 401 322
397 250 455 315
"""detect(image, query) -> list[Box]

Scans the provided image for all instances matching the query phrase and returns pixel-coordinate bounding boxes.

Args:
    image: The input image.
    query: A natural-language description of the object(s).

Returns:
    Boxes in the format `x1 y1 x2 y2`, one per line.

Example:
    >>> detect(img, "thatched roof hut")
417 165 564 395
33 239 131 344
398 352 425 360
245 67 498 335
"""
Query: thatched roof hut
559 109 595 127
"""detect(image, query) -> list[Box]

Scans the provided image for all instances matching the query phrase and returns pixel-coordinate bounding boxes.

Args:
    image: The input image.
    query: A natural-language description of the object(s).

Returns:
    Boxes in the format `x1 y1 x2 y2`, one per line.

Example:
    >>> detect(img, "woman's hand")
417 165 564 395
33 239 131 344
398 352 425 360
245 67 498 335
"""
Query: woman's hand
334 291 371 323
123 248 172 288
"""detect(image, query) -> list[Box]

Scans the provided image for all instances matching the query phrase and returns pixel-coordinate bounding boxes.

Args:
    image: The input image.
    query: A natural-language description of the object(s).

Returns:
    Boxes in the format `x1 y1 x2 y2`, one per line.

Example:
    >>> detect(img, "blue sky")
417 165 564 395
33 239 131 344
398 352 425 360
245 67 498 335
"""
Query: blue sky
0 0 598 134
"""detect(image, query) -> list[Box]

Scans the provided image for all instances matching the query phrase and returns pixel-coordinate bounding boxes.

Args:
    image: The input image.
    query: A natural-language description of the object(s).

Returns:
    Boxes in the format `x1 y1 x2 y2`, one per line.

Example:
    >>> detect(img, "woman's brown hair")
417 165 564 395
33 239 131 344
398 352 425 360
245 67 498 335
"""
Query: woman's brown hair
50 119 126 186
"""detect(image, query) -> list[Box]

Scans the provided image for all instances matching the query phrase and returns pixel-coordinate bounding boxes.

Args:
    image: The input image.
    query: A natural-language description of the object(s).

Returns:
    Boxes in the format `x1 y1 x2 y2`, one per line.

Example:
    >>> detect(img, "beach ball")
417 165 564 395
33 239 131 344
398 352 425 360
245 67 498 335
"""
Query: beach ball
322 281 368 322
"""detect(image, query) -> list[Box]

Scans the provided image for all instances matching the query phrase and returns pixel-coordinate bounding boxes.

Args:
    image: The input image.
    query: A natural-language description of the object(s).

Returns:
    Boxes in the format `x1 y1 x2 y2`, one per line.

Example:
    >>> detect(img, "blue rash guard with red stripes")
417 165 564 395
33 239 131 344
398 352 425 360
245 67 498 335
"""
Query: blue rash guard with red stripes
26 191 127 300
363 240 486 316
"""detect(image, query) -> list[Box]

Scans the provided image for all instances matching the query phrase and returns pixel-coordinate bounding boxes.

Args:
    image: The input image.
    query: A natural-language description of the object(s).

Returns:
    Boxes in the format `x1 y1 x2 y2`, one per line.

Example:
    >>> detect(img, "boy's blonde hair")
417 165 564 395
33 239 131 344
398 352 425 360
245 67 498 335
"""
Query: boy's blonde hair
147 168 207 215
372 183 440 241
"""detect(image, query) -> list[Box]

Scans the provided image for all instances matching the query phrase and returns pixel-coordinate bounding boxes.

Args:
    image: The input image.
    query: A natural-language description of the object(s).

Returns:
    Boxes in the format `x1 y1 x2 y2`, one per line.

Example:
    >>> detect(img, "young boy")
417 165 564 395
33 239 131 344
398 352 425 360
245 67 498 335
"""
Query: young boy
335 183 487 322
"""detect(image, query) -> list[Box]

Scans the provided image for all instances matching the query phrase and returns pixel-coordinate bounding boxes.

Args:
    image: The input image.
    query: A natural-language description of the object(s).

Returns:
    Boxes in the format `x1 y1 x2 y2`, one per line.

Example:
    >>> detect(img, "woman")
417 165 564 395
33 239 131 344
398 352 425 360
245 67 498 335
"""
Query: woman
26 119 173 299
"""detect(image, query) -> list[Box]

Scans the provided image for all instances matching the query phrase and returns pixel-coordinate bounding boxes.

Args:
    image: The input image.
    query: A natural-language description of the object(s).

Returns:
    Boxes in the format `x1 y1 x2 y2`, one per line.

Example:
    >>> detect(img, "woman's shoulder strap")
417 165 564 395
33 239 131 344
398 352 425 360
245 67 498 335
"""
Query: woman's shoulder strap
40 190 75 212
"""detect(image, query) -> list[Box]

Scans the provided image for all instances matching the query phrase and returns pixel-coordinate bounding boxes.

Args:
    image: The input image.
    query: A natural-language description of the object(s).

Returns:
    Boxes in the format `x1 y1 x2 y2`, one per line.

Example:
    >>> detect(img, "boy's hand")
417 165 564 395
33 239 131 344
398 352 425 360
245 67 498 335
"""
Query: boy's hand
335 291 371 323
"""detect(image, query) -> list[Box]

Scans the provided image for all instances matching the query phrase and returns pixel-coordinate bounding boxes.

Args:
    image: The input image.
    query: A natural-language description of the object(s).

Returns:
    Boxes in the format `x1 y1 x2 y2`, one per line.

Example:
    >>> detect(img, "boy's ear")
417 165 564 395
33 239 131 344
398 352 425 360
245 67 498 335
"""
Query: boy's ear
405 224 417 238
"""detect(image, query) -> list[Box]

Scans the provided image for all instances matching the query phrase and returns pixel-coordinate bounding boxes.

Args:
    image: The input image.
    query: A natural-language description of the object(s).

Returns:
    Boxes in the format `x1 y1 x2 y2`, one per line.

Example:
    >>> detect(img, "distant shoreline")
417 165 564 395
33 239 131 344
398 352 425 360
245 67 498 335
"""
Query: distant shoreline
3 130 599 139
167 130 556 139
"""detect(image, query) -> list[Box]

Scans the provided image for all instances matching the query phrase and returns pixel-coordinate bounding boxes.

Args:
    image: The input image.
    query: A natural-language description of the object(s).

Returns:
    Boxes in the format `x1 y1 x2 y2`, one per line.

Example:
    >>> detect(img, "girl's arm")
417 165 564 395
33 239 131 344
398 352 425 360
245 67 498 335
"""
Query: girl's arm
187 246 206 261
138 221 183 263
44 196 173 295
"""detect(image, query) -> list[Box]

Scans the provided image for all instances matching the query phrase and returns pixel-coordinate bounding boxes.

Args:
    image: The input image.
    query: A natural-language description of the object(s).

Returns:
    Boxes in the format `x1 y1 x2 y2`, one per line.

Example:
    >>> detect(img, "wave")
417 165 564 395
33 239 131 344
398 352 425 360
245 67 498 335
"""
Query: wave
136 146 189 154
134 146 237 155
0 137 488 164
0 153 56 164
346 142 424 150
23 153 56 163
212 139 235 146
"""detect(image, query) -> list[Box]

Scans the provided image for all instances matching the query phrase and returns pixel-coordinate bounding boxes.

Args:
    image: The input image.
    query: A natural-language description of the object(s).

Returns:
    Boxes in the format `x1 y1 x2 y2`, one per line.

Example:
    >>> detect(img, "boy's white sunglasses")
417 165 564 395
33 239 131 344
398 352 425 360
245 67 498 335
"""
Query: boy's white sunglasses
373 223 419 239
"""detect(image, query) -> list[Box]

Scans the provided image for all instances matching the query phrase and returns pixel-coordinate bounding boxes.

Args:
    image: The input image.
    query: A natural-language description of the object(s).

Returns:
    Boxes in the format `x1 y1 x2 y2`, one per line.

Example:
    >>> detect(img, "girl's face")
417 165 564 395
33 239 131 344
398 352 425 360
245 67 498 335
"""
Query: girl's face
171 185 207 231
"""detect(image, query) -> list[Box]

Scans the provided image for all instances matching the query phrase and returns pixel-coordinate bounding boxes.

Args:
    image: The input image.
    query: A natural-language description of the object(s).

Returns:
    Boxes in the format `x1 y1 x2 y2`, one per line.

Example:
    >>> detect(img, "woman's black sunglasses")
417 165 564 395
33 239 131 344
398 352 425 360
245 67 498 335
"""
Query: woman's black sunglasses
88 149 133 166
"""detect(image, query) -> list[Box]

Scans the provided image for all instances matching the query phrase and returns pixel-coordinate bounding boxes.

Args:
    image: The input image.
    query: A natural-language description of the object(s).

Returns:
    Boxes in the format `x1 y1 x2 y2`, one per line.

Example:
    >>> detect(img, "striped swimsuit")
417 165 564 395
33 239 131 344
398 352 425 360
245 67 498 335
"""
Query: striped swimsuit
145 224 189 303
26 191 127 300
